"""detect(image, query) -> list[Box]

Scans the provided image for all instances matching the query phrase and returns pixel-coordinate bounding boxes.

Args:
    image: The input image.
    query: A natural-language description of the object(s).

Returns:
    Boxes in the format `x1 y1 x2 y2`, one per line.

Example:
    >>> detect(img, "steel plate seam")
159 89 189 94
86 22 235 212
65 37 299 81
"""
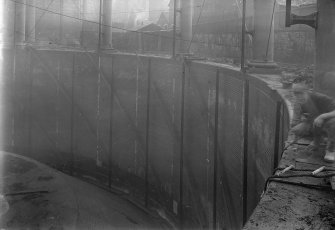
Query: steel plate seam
242 78 249 224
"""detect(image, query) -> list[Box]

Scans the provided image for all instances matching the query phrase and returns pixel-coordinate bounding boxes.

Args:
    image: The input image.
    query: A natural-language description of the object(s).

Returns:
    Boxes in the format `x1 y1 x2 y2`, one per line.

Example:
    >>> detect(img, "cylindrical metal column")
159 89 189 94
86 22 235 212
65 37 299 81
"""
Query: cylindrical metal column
249 0 277 68
102 0 113 49
81 0 88 47
59 0 64 45
180 0 193 53
25 0 36 43
15 0 26 44
241 0 246 72
315 0 335 95
172 0 177 56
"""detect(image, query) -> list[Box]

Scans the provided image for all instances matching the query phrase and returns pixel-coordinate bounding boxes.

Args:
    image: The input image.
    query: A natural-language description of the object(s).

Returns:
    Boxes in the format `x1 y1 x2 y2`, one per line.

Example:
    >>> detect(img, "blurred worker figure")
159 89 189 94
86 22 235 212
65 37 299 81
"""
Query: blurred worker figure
290 83 335 163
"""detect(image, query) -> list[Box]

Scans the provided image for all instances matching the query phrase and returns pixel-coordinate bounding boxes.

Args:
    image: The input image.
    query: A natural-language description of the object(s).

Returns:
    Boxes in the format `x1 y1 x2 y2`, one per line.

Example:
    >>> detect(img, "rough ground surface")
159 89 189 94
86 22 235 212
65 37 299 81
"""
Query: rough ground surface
244 74 335 230
244 145 335 230
0 151 169 229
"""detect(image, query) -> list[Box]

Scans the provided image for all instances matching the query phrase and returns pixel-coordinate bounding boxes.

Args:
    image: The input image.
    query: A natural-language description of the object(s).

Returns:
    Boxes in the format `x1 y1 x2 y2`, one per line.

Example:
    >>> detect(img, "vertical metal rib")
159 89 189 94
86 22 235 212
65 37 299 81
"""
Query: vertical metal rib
145 58 152 207
213 69 220 229
242 78 249 224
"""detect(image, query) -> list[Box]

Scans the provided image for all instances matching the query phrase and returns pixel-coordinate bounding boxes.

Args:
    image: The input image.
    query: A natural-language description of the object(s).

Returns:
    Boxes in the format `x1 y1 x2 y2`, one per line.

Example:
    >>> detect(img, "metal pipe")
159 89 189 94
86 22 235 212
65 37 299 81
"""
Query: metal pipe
59 0 64 45
80 0 86 47
172 0 177 57
15 0 26 44
265 0 276 62
12 0 17 50
241 0 246 73
102 0 113 48
25 0 36 43
98 0 103 52
252 0 275 63
315 0 335 91
285 0 292 27
180 0 193 53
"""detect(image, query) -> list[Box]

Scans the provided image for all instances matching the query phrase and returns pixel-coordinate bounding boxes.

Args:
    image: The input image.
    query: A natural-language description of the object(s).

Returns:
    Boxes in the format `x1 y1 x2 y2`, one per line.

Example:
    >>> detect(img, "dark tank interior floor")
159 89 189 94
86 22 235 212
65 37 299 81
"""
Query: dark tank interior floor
0 151 168 229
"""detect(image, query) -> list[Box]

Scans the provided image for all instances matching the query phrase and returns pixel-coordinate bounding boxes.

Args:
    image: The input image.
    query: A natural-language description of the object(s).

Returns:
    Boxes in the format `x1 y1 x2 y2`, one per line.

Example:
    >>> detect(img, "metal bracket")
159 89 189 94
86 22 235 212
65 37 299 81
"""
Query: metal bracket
285 0 318 29
290 12 318 29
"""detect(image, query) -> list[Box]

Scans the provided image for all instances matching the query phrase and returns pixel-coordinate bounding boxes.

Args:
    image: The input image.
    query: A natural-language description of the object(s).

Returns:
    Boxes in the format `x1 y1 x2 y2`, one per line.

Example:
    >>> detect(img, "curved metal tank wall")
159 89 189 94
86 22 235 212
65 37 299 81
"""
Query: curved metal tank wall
1 48 289 229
